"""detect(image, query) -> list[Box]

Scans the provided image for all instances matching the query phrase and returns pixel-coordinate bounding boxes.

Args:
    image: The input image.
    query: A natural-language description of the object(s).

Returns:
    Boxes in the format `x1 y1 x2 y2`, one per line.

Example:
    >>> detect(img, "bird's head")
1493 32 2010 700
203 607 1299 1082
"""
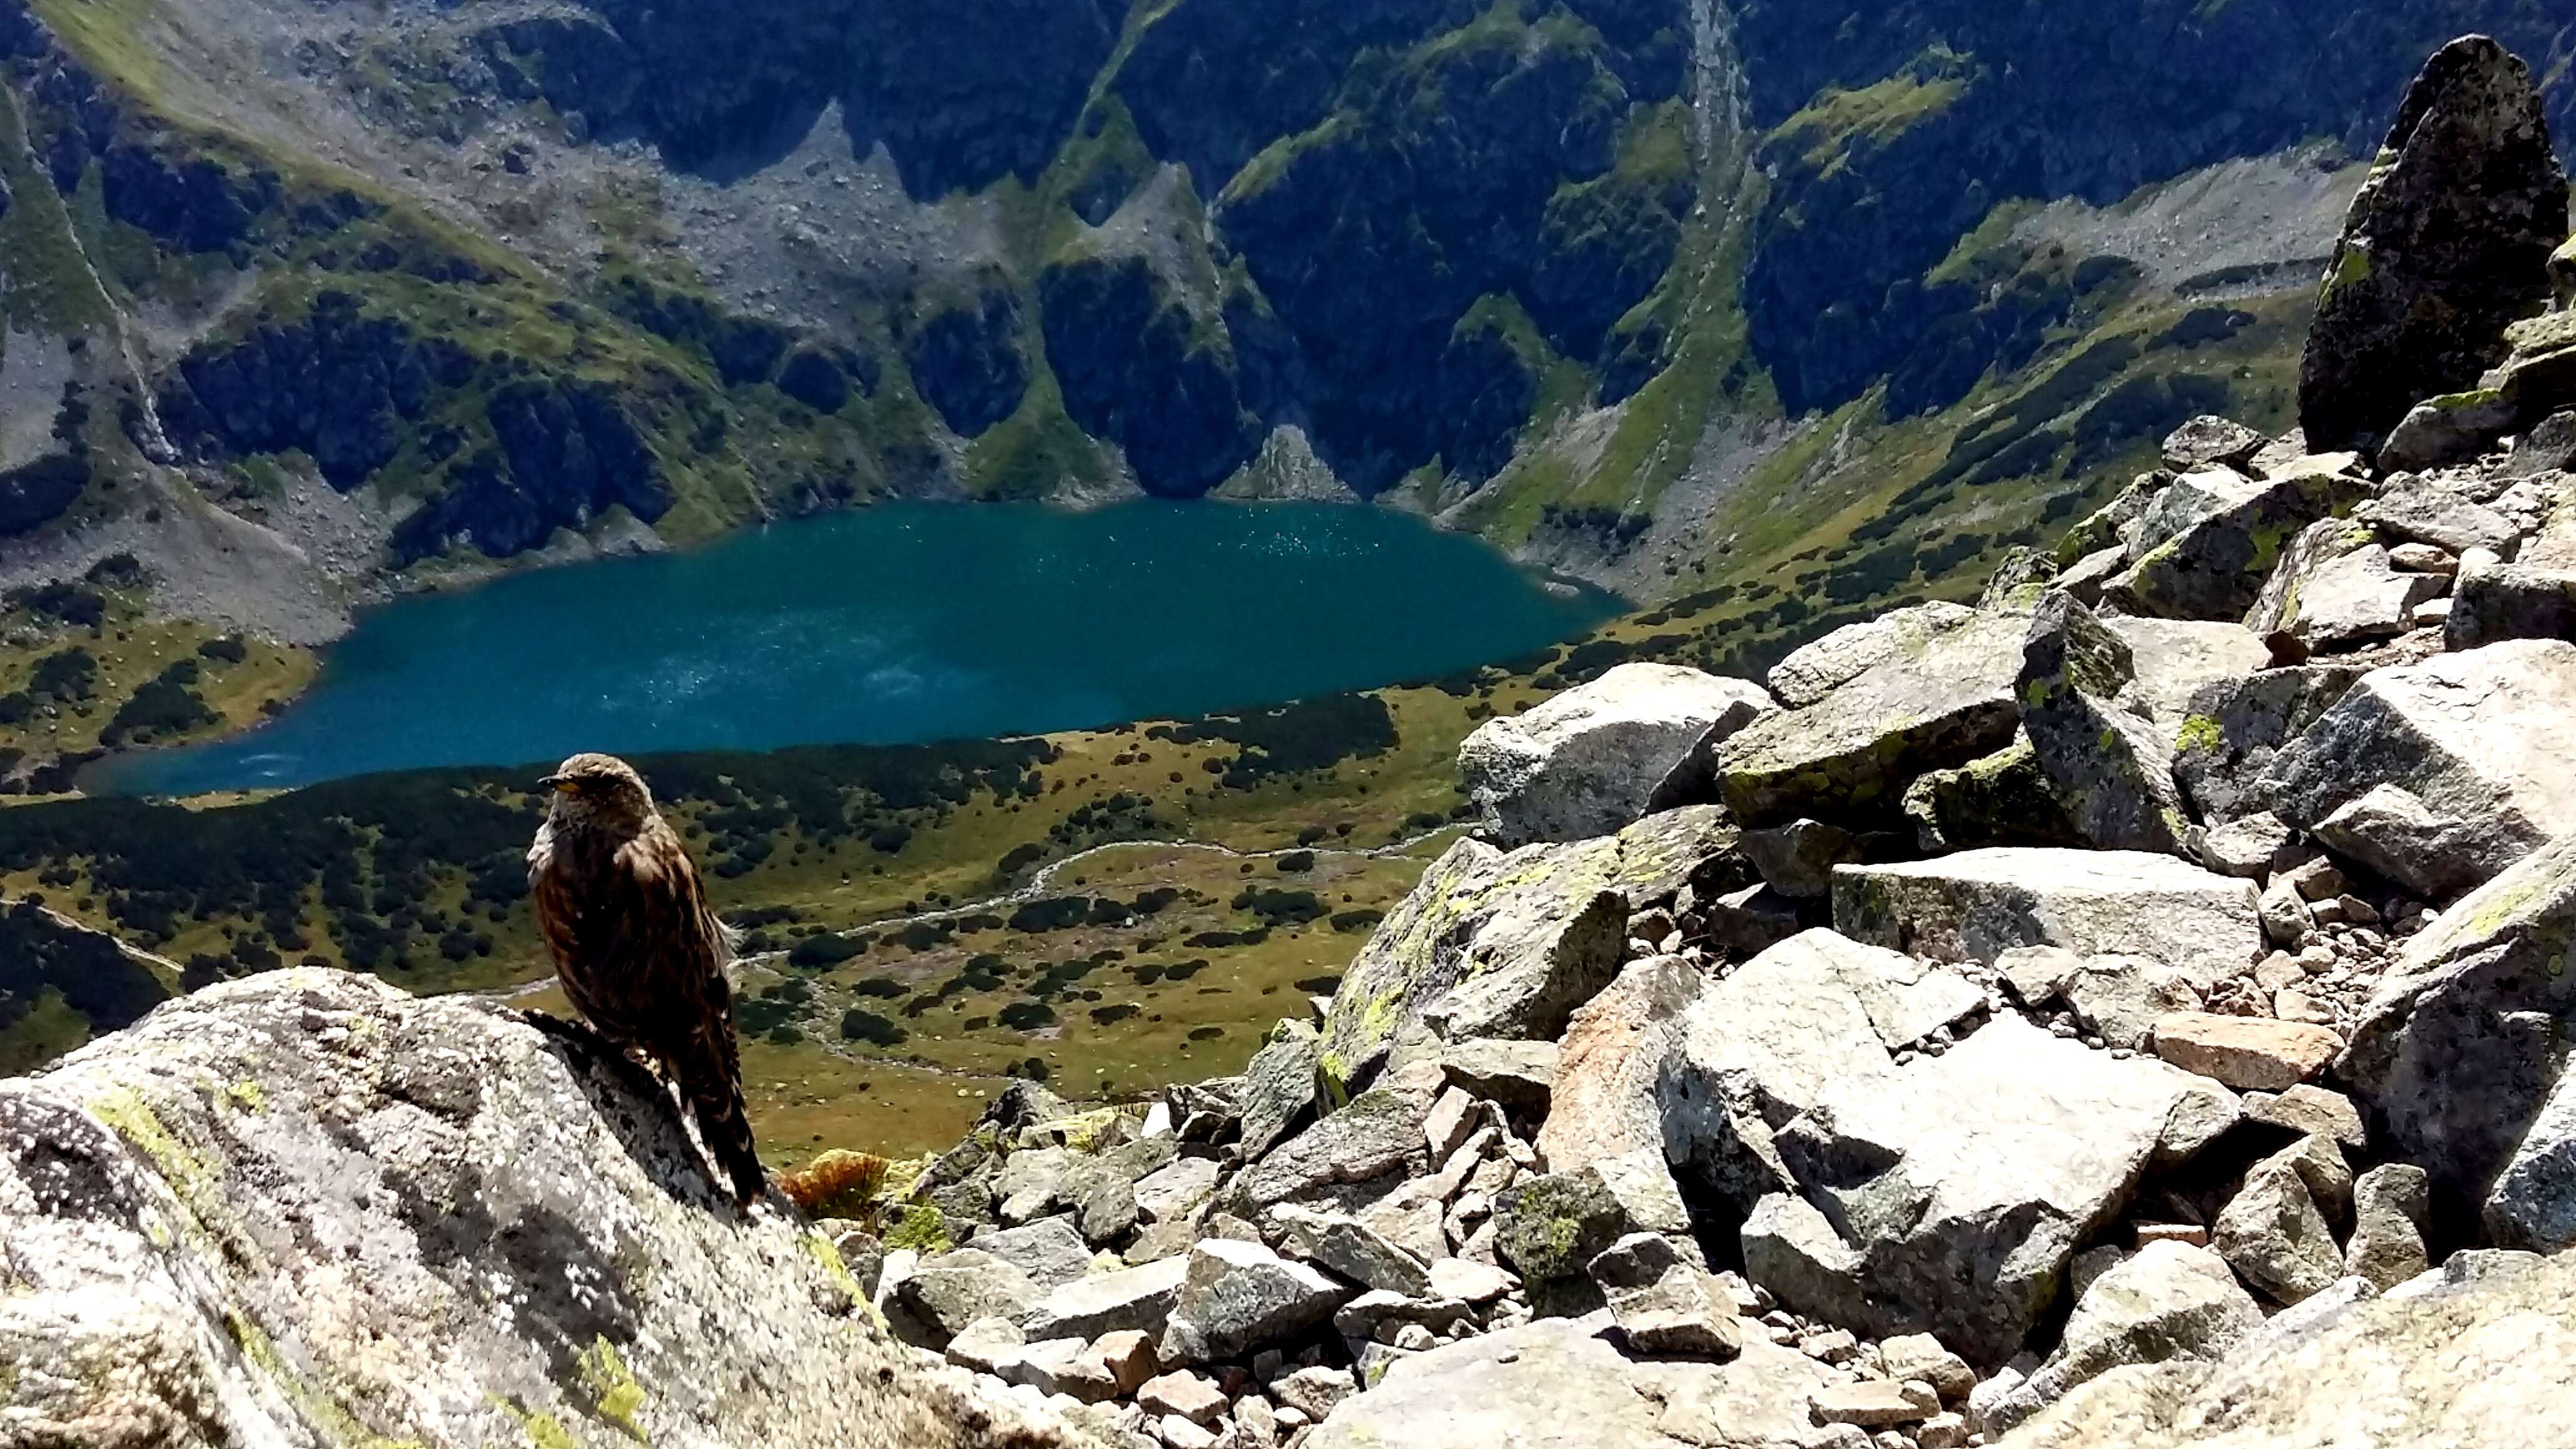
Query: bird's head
539 753 656 832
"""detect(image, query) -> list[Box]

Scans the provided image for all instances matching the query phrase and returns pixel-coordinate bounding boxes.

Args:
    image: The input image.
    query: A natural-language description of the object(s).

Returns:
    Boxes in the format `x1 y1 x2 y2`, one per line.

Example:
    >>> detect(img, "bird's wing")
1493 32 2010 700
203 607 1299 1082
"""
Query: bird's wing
602 828 734 1025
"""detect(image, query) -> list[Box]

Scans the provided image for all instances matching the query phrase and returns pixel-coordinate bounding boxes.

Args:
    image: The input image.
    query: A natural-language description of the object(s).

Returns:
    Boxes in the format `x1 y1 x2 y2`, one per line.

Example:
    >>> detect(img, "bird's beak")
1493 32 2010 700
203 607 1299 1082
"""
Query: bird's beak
538 774 569 791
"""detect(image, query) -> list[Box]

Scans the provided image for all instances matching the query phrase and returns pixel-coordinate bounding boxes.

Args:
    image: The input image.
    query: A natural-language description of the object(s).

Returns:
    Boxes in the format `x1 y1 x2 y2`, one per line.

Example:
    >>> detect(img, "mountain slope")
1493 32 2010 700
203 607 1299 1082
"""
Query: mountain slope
0 0 2569 781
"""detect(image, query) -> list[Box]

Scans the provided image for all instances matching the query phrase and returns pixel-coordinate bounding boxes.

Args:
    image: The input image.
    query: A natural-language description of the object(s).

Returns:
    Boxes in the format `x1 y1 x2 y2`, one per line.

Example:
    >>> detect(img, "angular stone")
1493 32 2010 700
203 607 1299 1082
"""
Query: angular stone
2067 956 2210 1053
2346 1164 2432 1291
1438 1038 1558 1118
1020 1254 1191 1342
1157 1412 1217 1449
2249 527 2443 656
1168 1239 1350 1362
898 1249 1043 1347
1609 1265 1745 1359
1746 1015 2238 1364
2151 1013 2341 1090
2341 831 2576 1214
1428 1257 1515 1305
945 1315 1027 1374
2162 416 2266 472
2102 617 2274 729
2058 545 2131 607
2170 664 2365 823
1901 732 2085 853
1979 1241 2261 1435
2484 1063 2576 1252
1767 602 1982 708
1463 662 1777 847
1090 1328 1157 1394
1812 1380 1931 1428
1271 1364 1359 1423
2056 471 2173 567
1492 1168 1631 1290
1538 955 1706 1181
2299 36 2570 454
2245 1085 2365 1149
2102 465 2371 622
1833 848 2262 970
2313 783 2509 901
1319 815 1735 1094
2266 1133 2354 1223
2379 388 2521 472
2019 592 2188 853
1300 1319 1666 1449
1423 1086 1477 1164
1138 1370 1228 1426
1880 1335 1976 1403
2193 812 2293 880
2265 623 2576 883
969 1216 1095 1292
2125 468 2263 563
1226 1065 1440 1219
1742 819 1867 900
1239 1019 1324 1163
2445 560 2576 650
2212 1158 2342 1307
2366 478 2524 556
1267 1204 1432 1297
1699 881 1812 959
1719 610 2029 826
1998 944 2083 1008
1133 1156 1222 1225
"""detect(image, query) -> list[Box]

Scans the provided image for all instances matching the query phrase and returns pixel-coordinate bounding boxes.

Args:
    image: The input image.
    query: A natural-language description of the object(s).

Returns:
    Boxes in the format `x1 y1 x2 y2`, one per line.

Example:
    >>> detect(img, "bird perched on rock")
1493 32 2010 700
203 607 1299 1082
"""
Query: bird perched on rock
528 752 767 1204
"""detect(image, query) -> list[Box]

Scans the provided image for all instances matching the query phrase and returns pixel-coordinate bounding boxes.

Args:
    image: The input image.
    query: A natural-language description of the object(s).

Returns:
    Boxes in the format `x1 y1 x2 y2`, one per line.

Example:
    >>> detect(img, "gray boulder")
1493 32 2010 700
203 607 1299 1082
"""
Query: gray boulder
1535 955 1706 1187
0 969 1087 1449
1239 1019 1323 1162
1745 1015 2239 1364
2346 1164 2432 1291
1165 1239 1350 1362
2445 560 2576 650
1719 610 2029 826
2297 36 2570 454
2341 830 2576 1216
1833 848 2263 971
2314 782 2520 900
2054 470 2173 566
1902 732 2086 853
1766 600 1981 708
1742 818 1866 900
2006 1249 2576 1448
1227 1065 1441 1219
1133 1156 1222 1224
1438 1038 1559 1117
2484 1061 2576 1252
2212 1157 2344 1308
1605 1266 1745 1360
2100 617 2273 729
2171 665 2365 823
1305 1317 1830 1449
1492 1168 1632 1293
1317 810 1739 1095
970 1216 1097 1292
899 1251 1045 1347
2066 956 2211 1053
2101 464 2371 622
1020 1254 1192 1343
1980 1241 2263 1435
2260 640 2576 881
2163 416 2267 472
1462 661 1776 847
2361 478 2522 557
2019 592 2189 853
1267 1204 1432 1297
2248 528 2444 657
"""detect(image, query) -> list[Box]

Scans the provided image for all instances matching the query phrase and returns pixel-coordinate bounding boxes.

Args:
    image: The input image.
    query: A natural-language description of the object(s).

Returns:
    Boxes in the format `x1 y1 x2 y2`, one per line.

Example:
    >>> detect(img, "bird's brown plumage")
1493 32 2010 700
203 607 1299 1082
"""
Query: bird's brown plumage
527 752 766 1204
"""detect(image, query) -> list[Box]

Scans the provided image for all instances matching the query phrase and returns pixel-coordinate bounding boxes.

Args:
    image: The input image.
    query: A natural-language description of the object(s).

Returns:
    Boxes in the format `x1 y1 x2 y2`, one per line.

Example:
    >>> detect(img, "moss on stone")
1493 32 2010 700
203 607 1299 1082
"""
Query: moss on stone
881 1203 952 1254
2174 714 2225 756
575 1337 648 1442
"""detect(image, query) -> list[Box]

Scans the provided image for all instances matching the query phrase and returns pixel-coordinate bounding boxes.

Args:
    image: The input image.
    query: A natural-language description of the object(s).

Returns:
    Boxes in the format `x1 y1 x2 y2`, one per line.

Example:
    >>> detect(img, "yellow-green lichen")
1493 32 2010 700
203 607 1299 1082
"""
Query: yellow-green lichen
575 1338 647 1443
89 1087 213 1199
2174 715 2224 756
225 1080 267 1114
881 1203 951 1254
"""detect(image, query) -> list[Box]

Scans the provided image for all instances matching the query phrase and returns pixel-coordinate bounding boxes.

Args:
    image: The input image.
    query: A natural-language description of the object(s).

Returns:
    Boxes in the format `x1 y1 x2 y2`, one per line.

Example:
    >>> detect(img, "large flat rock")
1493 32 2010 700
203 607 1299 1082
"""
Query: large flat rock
1462 663 1776 847
1832 849 2262 970
1745 1016 2236 1364
2262 640 2576 889
1718 611 2029 827
0 970 1093 1449
1316 811 1742 1095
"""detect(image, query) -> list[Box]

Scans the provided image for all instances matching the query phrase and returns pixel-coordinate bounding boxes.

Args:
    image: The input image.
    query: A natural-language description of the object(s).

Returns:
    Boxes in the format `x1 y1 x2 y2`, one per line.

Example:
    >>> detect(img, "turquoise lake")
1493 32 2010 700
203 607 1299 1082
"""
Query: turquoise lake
99 501 1621 796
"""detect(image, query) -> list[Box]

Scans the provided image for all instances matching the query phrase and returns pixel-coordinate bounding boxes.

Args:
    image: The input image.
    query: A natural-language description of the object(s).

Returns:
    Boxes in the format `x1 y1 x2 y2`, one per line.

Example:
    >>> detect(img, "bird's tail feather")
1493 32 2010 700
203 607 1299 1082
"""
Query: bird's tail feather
678 1026 768 1206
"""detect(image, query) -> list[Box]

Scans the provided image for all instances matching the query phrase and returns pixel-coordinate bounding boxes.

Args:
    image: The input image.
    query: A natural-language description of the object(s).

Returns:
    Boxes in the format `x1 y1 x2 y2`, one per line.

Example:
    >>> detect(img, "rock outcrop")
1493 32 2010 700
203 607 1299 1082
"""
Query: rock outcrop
2298 35 2572 455
0 970 1098 1449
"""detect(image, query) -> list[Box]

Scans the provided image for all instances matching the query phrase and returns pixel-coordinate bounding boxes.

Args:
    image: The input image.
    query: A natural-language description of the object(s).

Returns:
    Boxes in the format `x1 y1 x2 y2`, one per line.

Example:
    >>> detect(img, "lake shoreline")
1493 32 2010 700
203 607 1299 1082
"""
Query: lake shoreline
90 499 1624 798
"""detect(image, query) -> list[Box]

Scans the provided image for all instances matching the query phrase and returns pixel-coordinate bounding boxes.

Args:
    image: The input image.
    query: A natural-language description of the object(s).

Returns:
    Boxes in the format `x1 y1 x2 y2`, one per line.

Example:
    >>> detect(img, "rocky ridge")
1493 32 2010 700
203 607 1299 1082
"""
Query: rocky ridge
796 41 2576 1449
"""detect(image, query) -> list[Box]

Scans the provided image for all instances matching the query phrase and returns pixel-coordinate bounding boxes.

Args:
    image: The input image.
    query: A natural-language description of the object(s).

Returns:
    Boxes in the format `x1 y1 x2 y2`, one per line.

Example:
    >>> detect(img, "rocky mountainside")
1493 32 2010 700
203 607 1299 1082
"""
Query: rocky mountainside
0 0 2570 662
11 34 2576 1449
